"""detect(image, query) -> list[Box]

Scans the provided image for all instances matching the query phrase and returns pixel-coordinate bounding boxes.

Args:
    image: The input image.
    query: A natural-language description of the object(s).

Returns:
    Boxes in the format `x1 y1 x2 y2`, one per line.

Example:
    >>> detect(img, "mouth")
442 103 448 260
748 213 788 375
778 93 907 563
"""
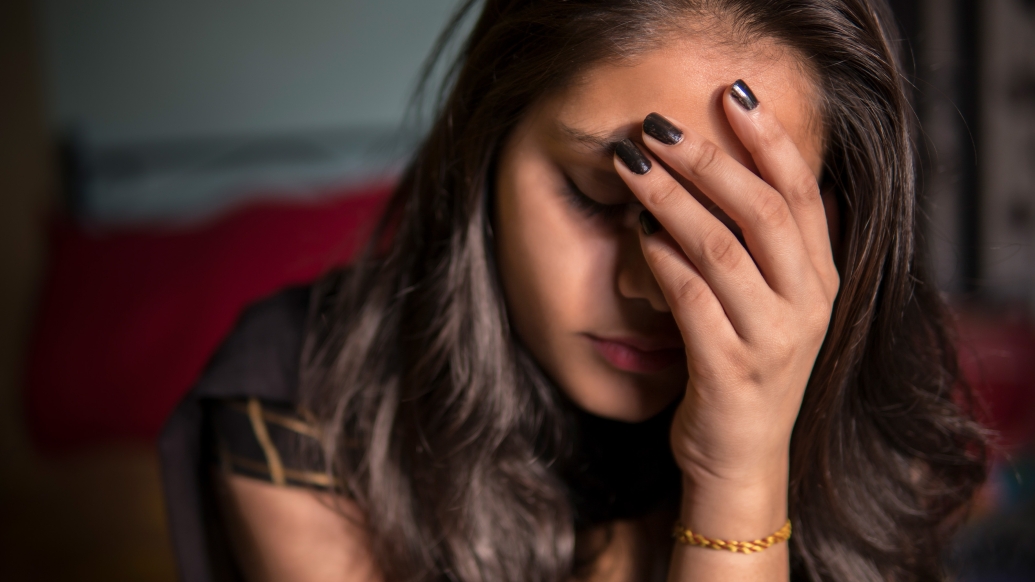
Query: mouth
584 333 686 374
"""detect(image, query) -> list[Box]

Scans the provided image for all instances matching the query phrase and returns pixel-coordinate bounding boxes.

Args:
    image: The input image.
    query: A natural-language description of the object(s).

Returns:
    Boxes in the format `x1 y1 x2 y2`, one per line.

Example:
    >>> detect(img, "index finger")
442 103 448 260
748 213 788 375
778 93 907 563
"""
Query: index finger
723 80 839 298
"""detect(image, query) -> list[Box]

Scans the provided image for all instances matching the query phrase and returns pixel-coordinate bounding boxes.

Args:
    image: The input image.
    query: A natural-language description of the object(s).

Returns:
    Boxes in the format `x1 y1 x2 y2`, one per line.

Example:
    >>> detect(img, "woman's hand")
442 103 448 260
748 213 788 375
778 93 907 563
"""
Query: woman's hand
613 80 839 546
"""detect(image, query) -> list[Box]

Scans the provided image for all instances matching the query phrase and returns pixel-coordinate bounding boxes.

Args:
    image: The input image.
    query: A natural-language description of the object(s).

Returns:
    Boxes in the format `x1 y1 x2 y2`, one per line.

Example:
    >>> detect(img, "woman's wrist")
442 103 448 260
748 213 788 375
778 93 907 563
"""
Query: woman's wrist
677 457 790 542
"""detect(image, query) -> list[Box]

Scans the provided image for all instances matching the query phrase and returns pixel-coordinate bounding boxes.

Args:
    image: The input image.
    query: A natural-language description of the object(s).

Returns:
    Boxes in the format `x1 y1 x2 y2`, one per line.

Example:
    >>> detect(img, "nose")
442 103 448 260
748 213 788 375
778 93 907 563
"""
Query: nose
616 224 671 313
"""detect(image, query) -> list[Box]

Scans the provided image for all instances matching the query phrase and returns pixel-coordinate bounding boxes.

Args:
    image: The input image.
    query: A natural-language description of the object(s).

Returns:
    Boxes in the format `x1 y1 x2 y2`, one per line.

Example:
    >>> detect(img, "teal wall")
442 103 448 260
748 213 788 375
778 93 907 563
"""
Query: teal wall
37 0 464 145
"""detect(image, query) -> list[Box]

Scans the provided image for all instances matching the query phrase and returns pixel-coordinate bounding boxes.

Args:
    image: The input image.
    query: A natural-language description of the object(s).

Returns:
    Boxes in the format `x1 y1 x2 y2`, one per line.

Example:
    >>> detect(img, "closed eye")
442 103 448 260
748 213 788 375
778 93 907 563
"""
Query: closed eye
561 174 628 220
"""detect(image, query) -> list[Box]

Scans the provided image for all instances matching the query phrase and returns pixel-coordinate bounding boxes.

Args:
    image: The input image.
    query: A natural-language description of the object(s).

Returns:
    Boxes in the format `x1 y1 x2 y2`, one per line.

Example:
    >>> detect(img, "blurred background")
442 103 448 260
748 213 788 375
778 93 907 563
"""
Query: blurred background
0 0 1032 580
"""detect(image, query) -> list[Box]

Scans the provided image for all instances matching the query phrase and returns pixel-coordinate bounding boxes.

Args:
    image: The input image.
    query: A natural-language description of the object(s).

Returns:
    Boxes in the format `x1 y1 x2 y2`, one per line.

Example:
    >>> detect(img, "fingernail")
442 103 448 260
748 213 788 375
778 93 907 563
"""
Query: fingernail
615 139 651 175
730 79 759 111
639 210 661 235
643 113 683 145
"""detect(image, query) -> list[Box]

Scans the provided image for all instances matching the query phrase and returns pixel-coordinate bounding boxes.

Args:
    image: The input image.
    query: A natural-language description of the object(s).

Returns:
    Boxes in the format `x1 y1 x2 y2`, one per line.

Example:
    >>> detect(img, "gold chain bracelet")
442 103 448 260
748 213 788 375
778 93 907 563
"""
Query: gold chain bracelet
672 519 792 554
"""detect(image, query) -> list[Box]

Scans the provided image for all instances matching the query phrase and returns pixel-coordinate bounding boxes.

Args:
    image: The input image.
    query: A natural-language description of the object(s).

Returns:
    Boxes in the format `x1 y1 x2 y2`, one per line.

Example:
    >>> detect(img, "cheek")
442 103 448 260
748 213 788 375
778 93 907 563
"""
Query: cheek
494 148 615 357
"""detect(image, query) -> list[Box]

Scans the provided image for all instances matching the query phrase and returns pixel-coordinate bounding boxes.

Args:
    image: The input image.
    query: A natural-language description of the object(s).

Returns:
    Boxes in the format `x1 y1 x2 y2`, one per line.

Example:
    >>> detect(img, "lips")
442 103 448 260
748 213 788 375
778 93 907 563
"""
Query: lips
585 334 685 374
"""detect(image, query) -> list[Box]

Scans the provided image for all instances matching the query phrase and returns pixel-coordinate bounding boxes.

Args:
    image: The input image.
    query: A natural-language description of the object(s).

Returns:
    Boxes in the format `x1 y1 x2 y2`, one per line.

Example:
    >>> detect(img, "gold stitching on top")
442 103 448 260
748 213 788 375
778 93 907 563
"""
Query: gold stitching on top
247 398 286 486
263 409 322 439
228 400 322 440
226 454 338 488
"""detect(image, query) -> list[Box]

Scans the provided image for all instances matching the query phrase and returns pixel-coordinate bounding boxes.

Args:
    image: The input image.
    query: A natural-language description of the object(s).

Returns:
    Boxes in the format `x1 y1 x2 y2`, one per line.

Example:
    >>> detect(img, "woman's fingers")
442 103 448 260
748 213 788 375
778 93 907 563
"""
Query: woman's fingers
721 81 839 299
636 222 738 358
614 140 771 336
638 113 815 300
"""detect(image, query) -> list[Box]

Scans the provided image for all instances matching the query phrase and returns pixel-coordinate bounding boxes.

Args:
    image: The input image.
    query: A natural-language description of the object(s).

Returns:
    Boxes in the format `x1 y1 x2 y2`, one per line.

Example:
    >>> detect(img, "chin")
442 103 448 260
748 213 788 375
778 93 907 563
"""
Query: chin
566 374 684 423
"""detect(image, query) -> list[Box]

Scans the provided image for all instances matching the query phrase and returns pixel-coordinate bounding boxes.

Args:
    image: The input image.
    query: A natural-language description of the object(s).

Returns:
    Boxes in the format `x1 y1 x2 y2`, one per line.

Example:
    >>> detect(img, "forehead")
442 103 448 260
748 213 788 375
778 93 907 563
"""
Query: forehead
538 36 825 177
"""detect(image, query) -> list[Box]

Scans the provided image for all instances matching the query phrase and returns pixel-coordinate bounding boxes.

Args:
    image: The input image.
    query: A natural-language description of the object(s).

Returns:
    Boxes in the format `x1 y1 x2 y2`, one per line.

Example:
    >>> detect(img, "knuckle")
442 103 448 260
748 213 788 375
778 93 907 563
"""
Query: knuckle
823 268 841 299
801 290 834 333
753 190 791 228
672 273 711 307
699 227 742 270
789 172 821 208
685 140 723 179
805 303 832 334
645 178 683 208
757 331 794 366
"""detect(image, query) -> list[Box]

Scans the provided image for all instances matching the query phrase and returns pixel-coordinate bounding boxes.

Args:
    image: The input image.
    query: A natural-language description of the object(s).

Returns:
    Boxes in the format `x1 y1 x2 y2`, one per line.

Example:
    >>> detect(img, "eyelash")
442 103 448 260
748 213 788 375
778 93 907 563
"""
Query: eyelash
562 175 627 220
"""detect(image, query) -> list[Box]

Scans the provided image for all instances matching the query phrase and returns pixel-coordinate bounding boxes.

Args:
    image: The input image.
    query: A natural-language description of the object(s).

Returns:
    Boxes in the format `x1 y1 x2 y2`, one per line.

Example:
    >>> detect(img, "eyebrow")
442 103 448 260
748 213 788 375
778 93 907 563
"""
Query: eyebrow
557 122 630 156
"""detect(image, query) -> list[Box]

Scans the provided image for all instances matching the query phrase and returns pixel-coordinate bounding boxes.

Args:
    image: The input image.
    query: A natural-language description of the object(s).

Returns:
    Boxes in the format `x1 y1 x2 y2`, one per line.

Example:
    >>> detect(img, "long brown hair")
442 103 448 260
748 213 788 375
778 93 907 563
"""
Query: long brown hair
300 1 988 580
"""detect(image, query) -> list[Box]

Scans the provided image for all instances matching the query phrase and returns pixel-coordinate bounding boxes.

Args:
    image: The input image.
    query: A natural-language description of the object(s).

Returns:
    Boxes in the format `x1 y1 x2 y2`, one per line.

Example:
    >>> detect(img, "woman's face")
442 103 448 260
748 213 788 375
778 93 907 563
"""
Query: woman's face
494 35 831 422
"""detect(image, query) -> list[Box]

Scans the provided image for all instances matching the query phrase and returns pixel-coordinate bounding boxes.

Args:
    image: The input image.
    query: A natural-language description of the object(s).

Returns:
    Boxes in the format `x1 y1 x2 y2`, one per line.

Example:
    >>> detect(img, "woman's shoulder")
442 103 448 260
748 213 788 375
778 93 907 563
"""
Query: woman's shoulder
159 279 333 582
195 267 353 404
194 272 362 489
193 284 313 404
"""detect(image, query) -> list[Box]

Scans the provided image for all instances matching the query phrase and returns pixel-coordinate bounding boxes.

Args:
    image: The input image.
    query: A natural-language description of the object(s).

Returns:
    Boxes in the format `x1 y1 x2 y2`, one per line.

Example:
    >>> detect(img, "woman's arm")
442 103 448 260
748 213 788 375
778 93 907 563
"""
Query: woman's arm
615 79 839 582
216 474 384 582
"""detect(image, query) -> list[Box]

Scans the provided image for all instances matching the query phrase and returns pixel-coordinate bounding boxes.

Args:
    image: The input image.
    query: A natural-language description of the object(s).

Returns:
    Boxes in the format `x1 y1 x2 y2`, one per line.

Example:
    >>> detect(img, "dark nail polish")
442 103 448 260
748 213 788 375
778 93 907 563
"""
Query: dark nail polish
730 79 759 111
615 139 651 175
639 210 661 235
643 113 683 145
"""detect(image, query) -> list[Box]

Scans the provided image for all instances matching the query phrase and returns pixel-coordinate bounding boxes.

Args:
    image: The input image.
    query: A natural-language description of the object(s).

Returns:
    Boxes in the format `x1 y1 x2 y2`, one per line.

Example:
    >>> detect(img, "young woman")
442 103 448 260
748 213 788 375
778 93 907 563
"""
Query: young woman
159 1 988 580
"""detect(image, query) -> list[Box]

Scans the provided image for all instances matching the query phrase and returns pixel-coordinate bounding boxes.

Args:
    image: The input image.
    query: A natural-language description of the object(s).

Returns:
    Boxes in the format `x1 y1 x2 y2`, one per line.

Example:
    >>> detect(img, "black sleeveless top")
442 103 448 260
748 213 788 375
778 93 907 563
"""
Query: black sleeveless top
158 285 681 581
159 286 314 582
